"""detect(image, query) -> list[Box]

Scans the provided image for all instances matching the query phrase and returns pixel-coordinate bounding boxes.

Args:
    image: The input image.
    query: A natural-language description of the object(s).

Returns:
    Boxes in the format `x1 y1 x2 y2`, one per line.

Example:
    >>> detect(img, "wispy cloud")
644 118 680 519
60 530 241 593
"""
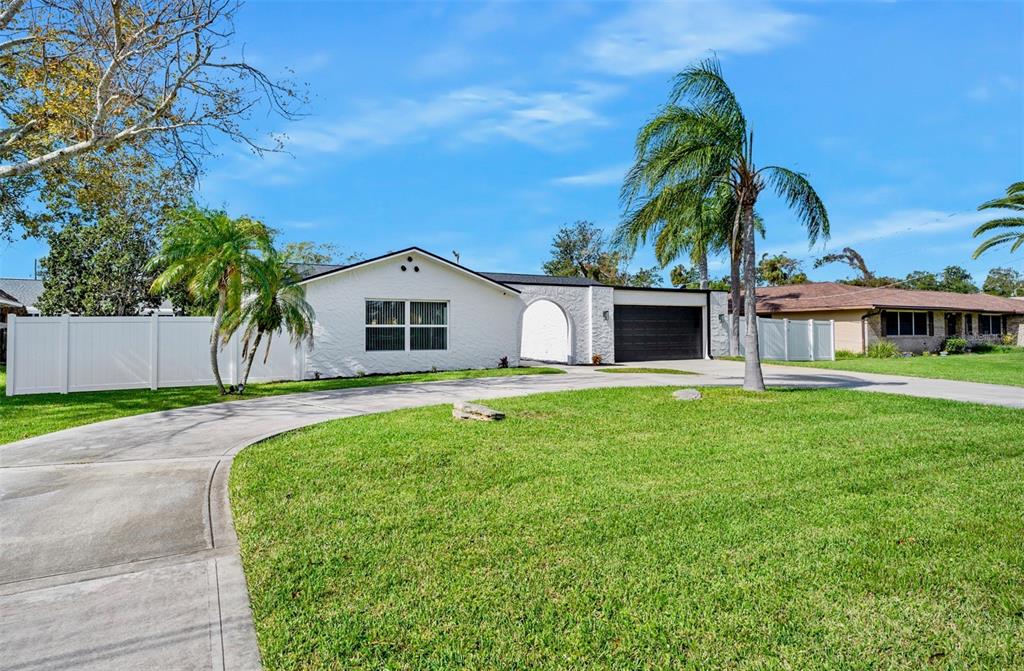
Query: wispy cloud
284 83 618 154
762 209 996 257
550 163 629 187
967 75 1020 102
584 1 807 76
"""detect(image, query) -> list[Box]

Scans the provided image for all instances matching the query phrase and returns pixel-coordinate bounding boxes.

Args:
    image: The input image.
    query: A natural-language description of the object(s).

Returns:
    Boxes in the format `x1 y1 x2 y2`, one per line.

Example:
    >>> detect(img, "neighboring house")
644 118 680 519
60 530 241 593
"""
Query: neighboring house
752 282 1024 353
0 276 175 317
0 277 43 316
296 247 729 377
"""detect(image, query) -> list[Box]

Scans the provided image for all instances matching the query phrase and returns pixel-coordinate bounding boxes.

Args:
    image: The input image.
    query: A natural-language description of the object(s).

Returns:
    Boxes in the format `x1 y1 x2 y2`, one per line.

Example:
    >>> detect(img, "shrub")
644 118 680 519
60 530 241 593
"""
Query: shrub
591 354 603 365
866 340 901 358
1001 333 1017 347
944 337 967 354
834 350 861 360
971 341 993 353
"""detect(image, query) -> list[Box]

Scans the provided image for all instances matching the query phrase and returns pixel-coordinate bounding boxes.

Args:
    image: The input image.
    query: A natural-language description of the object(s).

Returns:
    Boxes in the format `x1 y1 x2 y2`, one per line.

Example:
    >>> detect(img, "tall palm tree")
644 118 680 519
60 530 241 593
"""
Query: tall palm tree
226 250 316 393
972 181 1024 258
149 206 273 395
622 55 828 390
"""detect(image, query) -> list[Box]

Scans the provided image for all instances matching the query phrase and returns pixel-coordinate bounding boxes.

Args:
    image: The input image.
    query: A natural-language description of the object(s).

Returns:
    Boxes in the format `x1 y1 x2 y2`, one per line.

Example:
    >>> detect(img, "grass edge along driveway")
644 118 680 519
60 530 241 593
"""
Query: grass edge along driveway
761 349 1024 388
0 366 563 445
232 386 1024 670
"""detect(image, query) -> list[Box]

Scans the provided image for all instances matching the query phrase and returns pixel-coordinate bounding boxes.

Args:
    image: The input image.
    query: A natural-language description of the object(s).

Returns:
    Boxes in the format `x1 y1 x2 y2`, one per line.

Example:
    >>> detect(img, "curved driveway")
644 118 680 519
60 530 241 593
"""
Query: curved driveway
1 361 1020 670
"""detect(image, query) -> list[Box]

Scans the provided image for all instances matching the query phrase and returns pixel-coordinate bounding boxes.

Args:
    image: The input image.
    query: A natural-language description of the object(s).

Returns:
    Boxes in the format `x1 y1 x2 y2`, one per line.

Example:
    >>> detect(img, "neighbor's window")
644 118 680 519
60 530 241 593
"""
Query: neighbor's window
979 314 1002 335
966 314 973 335
883 310 930 336
366 300 405 351
410 301 448 350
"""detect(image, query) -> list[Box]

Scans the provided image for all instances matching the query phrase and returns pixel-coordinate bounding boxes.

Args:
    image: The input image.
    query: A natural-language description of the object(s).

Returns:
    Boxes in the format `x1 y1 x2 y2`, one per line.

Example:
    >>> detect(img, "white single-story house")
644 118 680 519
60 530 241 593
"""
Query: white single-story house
296 247 729 377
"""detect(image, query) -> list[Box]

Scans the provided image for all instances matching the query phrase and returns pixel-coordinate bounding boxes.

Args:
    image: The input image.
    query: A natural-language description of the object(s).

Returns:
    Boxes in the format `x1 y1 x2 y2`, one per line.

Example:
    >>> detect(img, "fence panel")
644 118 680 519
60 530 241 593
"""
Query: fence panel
737 317 834 362
813 321 834 361
7 314 302 396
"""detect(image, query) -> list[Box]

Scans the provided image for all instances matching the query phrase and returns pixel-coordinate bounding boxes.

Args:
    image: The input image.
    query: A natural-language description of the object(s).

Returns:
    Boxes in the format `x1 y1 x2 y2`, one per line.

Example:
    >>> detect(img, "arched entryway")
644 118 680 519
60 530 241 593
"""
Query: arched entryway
520 299 571 363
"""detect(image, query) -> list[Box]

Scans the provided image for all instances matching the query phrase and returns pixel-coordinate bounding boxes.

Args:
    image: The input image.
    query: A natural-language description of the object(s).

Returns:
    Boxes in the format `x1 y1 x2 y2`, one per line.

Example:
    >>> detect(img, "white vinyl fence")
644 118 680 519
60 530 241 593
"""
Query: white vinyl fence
736 317 835 361
6 314 303 396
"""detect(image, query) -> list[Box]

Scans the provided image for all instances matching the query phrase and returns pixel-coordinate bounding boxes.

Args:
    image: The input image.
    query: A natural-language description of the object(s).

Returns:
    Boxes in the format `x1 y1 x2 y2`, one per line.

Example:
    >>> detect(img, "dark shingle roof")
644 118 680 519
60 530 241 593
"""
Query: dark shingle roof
291 262 345 280
481 272 608 287
0 278 43 308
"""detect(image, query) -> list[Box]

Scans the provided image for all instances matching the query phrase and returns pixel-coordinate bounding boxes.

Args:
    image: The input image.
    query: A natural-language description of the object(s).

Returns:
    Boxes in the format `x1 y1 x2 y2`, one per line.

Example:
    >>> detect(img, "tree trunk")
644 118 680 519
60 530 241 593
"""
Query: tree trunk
238 330 263 394
741 206 765 392
697 247 709 290
210 289 228 395
729 247 741 356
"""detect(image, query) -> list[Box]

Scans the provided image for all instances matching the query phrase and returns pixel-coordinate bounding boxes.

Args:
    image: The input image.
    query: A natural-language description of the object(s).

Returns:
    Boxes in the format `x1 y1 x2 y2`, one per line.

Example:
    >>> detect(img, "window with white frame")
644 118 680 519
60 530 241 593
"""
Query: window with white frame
365 300 405 351
410 301 448 350
979 314 1003 335
365 300 449 351
883 310 931 336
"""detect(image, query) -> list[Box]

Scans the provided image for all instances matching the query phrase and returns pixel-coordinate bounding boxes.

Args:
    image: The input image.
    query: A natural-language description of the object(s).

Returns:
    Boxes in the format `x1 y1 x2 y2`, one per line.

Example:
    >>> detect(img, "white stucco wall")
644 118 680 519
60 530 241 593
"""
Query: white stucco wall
520 299 570 362
589 286 616 363
301 252 522 377
508 284 590 364
709 291 729 357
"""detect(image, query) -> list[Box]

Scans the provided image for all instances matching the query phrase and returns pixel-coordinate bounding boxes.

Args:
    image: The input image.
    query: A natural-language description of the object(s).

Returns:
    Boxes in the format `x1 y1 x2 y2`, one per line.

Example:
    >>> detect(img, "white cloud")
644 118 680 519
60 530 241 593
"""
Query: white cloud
550 163 629 187
967 74 1020 102
584 1 807 76
762 209 997 257
284 83 618 154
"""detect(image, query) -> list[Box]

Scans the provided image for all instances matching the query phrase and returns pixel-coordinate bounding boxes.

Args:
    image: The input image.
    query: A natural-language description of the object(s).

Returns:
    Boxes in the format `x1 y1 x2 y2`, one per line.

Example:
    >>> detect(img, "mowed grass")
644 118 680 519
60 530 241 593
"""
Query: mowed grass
0 366 562 445
230 387 1024 670
595 367 696 375
766 349 1024 387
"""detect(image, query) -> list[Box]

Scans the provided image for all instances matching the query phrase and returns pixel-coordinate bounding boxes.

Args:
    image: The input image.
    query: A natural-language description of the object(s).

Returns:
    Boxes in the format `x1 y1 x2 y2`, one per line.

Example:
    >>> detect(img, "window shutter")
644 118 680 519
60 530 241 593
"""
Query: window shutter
1003 315 1008 335
928 312 934 336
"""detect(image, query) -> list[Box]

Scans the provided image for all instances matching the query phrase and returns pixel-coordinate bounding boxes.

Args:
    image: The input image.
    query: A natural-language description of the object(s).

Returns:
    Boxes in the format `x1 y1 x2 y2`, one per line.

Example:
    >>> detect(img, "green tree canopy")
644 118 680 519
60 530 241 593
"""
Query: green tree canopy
757 253 808 286
982 267 1024 297
543 221 662 287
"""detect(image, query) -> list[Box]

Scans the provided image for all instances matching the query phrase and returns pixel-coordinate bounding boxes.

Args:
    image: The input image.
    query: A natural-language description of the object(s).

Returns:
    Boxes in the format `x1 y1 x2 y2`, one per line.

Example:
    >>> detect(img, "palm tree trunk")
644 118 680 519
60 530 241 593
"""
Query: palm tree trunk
729 247 741 356
741 206 765 392
239 330 263 394
697 247 709 290
210 289 228 395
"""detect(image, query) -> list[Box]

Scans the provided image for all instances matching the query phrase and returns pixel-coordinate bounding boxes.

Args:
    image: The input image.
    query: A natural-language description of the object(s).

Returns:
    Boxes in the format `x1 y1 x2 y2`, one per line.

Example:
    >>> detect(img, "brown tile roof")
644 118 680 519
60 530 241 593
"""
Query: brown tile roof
755 282 1024 314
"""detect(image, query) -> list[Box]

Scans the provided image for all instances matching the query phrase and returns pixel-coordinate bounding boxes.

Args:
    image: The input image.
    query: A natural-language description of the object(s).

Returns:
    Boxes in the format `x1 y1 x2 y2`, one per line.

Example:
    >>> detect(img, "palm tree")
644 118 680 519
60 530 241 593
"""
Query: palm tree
972 181 1024 258
150 206 273 395
622 55 828 390
226 250 316 393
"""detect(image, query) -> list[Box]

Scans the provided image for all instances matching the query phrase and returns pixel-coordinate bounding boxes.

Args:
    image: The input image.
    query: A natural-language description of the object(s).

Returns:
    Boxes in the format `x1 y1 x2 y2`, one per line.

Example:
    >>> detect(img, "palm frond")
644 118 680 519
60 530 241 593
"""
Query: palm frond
761 166 830 245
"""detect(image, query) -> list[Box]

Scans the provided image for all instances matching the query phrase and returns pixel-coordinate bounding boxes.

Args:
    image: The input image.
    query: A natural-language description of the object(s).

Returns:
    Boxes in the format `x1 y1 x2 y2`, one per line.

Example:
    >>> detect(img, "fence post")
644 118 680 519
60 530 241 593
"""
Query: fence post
149 313 159 390
808 319 816 362
830 319 836 360
60 314 70 394
6 314 14 396
783 318 790 361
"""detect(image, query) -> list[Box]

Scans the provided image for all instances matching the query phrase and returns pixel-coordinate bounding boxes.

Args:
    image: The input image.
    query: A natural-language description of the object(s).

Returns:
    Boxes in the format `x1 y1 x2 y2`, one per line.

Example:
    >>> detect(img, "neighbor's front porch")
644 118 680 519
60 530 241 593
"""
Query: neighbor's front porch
864 309 1023 353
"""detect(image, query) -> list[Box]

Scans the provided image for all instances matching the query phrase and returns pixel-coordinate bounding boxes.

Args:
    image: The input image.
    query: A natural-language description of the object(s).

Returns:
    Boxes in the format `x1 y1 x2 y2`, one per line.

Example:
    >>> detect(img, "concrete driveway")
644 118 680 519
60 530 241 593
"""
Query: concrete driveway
1 363 1020 670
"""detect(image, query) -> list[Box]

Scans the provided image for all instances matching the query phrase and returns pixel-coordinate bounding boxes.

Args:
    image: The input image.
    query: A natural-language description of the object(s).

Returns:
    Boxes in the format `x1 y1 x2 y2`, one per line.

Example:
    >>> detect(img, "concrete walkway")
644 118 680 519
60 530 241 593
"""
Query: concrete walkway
1 363 1020 670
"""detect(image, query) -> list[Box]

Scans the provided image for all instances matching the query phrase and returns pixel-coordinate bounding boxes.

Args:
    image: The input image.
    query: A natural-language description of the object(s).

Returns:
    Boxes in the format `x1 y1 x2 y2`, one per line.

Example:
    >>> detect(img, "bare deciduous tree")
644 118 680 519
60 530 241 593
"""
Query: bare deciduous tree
0 0 303 180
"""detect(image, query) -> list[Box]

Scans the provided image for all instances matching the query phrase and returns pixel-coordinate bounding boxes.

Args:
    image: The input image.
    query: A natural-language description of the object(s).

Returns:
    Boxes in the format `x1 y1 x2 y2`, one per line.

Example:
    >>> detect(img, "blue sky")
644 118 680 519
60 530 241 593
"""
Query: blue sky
2 0 1022 284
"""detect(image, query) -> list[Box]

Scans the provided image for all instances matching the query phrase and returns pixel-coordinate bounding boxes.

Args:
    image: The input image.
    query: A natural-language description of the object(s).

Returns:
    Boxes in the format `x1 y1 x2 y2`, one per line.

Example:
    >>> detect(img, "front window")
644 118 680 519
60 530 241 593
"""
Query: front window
410 301 448 350
884 310 930 336
365 300 449 351
979 314 1003 335
366 300 405 351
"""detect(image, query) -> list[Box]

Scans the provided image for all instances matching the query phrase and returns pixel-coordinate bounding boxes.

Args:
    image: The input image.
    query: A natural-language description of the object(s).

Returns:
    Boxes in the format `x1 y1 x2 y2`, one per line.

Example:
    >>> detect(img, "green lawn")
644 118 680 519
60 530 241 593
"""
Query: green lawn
231 387 1024 670
765 350 1024 387
0 365 562 445
595 366 696 375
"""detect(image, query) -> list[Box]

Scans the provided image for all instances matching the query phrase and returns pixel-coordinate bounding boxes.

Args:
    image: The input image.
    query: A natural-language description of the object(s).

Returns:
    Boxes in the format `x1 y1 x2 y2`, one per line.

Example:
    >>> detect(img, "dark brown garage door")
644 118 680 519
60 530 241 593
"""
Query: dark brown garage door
614 305 703 361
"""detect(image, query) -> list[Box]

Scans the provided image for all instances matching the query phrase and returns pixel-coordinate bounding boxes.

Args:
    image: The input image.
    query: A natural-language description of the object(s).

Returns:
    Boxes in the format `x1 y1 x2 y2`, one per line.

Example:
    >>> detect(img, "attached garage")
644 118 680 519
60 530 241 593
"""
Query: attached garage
614 305 703 361
612 289 709 362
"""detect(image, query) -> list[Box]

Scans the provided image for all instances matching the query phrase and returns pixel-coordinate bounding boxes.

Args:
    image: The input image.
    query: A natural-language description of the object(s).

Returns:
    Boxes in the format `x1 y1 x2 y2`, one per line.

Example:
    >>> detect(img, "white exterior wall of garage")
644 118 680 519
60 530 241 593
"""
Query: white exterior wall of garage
512 283 729 364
